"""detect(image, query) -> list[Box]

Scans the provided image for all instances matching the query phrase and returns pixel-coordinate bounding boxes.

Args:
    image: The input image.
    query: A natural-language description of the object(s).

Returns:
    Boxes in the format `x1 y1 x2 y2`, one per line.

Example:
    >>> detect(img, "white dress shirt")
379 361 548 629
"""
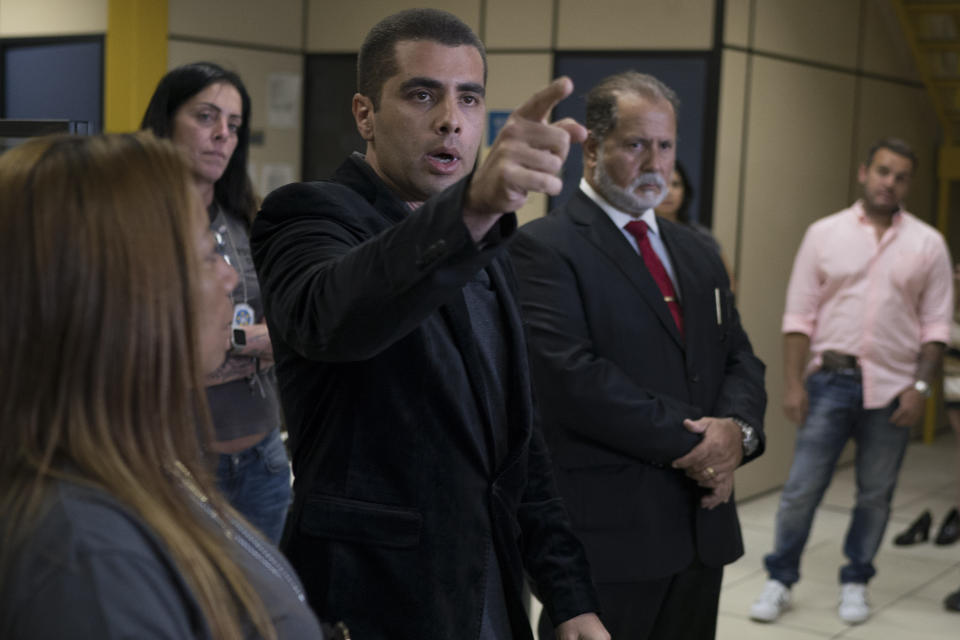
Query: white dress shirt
579 178 681 297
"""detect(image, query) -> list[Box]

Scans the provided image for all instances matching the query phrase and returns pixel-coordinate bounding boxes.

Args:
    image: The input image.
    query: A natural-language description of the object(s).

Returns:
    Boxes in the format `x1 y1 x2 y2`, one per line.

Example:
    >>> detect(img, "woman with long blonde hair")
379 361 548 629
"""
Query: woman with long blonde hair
0 133 322 639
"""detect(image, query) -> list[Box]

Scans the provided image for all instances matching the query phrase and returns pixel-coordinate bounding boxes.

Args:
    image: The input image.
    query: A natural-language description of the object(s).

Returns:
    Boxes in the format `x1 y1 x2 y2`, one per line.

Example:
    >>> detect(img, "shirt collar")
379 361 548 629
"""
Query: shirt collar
853 198 905 227
580 177 661 237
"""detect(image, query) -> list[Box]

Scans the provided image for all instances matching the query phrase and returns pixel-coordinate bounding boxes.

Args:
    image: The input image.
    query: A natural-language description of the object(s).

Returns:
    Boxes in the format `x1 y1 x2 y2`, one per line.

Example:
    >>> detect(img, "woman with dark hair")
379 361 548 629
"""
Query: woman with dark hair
0 133 322 639
142 62 291 544
655 161 735 290
655 162 717 247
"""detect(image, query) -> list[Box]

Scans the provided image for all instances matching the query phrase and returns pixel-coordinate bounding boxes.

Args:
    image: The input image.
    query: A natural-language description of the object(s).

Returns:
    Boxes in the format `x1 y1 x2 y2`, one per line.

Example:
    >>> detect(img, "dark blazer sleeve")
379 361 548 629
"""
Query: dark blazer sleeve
518 420 601 624
510 225 703 466
251 176 514 362
710 292 767 463
672 228 767 464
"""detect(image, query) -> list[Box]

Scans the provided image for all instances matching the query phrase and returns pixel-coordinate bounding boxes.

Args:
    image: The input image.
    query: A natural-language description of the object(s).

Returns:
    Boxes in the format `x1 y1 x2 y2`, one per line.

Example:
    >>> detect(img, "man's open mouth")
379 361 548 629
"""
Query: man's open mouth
430 152 457 164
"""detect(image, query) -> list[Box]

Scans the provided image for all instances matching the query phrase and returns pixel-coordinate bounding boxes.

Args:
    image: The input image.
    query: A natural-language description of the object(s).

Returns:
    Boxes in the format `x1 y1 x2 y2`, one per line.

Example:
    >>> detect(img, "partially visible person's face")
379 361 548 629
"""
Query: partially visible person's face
192 195 239 375
655 169 685 220
353 40 485 205
172 82 243 187
858 147 913 215
586 92 676 216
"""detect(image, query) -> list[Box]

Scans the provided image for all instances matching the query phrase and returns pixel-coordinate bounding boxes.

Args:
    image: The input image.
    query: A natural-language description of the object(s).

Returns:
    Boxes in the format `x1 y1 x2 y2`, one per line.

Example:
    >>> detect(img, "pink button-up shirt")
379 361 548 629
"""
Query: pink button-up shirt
782 200 953 408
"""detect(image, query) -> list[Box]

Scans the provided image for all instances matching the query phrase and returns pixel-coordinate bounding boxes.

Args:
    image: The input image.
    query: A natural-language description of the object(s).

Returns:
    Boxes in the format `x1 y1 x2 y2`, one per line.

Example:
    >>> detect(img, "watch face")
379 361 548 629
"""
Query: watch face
738 422 758 454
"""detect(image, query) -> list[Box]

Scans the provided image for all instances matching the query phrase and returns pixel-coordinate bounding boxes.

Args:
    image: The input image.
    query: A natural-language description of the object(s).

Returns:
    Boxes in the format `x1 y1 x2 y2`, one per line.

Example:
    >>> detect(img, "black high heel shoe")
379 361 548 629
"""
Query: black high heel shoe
944 586 960 612
935 507 960 546
893 510 931 546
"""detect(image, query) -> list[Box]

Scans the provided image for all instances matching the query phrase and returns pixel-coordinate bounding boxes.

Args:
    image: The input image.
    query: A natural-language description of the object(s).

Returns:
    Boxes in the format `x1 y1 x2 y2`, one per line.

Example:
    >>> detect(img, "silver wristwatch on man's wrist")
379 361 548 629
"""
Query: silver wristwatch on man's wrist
913 380 932 398
732 417 759 457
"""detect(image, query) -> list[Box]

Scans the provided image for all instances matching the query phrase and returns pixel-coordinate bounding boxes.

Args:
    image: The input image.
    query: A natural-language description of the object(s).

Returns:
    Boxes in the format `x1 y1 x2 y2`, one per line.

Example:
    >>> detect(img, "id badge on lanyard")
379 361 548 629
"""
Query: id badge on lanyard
233 302 255 328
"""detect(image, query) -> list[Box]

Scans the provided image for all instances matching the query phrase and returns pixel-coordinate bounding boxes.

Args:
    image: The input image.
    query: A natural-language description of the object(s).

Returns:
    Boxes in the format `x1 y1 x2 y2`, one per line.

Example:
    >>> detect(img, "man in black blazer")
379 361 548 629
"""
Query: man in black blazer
510 71 766 639
250 9 607 640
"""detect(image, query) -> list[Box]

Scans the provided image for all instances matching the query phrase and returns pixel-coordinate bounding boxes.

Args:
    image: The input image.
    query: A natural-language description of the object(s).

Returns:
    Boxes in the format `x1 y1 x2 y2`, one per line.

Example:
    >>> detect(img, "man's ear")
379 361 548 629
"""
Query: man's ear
353 93 375 142
857 162 868 185
583 134 599 170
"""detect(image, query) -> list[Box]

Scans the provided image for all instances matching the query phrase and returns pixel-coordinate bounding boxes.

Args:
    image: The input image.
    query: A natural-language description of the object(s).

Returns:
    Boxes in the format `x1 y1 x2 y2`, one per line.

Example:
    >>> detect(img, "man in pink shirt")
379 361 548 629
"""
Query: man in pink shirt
750 138 954 626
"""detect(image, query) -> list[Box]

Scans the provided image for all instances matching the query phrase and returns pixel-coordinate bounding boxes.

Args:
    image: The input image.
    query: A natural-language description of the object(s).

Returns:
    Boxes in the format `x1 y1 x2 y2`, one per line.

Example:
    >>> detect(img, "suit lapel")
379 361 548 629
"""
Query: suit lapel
566 191 684 349
438 292 497 472
661 223 705 365
439 260 533 477
486 258 532 471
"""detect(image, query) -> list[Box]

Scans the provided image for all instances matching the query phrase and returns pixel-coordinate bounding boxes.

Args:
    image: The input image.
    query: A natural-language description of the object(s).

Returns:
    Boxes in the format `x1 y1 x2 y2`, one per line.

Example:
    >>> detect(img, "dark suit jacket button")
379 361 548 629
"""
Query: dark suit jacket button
690 374 701 383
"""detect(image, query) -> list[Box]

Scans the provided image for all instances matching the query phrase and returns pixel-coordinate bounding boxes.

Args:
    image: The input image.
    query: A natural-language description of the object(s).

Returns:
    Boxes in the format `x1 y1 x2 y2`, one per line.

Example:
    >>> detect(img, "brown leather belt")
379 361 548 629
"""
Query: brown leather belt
821 350 859 372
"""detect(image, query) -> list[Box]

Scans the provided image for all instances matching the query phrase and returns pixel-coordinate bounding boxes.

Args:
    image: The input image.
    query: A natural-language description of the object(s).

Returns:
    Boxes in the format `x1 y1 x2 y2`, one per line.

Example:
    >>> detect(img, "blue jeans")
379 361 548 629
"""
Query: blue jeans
216 427 292 544
764 369 911 586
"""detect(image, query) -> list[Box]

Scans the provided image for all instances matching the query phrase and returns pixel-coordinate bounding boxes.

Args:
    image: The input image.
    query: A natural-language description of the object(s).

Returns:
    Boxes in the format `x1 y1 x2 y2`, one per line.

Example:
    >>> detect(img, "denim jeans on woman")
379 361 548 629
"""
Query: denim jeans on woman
216 427 292 544
764 369 911 586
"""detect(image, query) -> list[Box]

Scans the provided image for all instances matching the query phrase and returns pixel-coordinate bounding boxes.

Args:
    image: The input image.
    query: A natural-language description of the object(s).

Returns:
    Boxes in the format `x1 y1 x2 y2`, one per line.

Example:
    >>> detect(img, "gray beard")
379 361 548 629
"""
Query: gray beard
592 153 667 214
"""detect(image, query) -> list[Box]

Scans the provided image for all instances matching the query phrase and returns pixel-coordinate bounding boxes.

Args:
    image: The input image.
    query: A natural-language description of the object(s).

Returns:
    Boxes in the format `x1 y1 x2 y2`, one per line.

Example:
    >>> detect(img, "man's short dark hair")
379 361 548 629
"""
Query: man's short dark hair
357 8 487 110
865 137 918 171
585 71 680 142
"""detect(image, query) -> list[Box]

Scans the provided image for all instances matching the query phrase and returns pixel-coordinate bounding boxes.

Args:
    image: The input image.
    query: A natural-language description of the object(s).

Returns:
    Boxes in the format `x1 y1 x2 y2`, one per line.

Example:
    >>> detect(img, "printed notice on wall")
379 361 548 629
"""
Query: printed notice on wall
261 163 296 197
267 72 301 129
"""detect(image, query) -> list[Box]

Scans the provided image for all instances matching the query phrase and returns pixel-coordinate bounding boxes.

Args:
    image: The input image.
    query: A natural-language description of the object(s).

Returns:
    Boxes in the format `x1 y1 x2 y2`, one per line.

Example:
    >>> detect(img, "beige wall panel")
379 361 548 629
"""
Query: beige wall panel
860 0 920 82
556 0 714 51
485 0 552 50
482 52 553 224
169 0 303 50
734 57 857 499
168 41 304 198
854 79 939 224
723 0 751 48
0 0 106 36
306 0 481 52
753 0 860 70
712 50 748 273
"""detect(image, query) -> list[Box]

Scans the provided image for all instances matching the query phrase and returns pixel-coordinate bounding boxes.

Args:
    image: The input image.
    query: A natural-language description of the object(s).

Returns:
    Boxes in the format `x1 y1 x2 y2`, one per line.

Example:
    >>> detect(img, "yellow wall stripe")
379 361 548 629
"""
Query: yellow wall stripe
104 0 167 133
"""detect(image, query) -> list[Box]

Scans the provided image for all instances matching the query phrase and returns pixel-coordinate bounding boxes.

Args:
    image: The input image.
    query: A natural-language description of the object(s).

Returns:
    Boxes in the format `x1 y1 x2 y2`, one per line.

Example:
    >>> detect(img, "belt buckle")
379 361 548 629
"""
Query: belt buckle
822 350 858 373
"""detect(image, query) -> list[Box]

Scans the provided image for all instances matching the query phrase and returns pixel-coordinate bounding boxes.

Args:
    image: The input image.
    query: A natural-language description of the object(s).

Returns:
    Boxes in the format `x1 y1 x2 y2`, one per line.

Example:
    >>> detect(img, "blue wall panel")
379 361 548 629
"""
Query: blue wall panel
5 40 102 133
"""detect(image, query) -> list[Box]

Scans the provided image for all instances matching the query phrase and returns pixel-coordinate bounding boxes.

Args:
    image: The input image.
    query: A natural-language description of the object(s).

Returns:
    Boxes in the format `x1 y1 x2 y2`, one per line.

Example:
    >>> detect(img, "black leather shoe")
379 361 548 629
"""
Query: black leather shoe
893 510 931 546
944 586 960 612
935 507 960 545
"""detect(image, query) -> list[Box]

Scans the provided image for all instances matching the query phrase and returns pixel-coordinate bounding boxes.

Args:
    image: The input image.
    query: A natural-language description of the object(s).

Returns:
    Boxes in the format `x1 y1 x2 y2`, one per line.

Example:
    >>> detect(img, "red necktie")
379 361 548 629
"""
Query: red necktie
624 220 684 337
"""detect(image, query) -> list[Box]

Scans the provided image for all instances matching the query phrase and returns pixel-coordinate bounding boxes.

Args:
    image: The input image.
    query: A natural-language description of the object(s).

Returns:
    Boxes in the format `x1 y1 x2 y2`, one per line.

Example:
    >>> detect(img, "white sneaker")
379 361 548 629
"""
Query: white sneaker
750 579 792 622
838 583 871 624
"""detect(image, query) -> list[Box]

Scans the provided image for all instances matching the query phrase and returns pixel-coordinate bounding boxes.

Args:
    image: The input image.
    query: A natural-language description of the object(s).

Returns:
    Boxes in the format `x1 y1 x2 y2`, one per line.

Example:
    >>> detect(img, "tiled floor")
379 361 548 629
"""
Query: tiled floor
527 434 960 638
718 433 960 639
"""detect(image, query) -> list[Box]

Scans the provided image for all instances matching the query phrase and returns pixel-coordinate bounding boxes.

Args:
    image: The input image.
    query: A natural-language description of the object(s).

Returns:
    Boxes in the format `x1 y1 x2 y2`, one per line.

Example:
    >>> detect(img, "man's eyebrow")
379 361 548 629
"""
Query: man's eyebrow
398 77 486 97
399 77 443 92
458 82 485 97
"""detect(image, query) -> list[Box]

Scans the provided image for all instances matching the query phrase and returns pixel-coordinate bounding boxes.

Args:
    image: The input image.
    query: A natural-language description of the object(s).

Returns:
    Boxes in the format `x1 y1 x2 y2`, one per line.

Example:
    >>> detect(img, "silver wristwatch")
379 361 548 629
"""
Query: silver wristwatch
913 380 932 398
732 417 759 457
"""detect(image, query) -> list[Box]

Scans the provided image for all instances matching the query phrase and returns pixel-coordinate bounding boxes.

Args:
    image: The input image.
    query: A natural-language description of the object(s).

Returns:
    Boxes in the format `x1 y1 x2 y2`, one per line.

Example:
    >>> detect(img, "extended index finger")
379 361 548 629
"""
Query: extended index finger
513 76 574 123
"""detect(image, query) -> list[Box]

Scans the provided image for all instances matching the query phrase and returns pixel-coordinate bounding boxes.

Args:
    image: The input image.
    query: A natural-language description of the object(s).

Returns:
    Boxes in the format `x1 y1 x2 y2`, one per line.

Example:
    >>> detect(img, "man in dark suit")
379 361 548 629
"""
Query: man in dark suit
250 9 608 640
510 71 766 639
